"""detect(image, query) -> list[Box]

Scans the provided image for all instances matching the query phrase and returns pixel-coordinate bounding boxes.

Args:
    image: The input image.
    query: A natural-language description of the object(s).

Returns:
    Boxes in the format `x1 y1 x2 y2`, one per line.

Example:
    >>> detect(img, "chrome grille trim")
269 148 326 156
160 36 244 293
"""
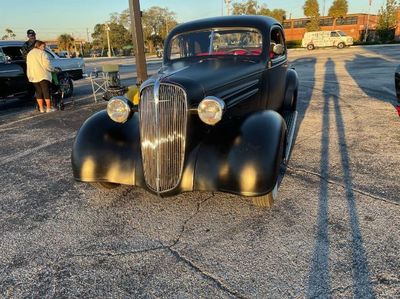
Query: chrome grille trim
139 81 187 194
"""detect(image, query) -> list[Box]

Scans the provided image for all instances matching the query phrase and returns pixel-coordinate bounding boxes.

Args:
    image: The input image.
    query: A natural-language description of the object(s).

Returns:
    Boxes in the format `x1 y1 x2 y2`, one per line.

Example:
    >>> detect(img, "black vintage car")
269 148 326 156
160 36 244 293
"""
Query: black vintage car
395 65 400 105
72 16 299 207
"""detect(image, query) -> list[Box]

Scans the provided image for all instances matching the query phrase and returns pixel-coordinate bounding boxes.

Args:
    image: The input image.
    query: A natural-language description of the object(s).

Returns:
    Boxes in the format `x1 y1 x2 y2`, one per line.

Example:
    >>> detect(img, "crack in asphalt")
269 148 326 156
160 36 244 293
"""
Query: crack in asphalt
54 194 247 298
169 194 214 248
287 166 399 206
166 246 248 299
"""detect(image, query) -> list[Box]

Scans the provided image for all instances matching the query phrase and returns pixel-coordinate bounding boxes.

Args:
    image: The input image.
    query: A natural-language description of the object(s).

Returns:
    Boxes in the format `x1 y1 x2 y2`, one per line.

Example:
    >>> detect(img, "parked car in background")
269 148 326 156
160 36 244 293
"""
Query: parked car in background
302 30 353 50
72 16 299 207
0 40 85 97
0 48 33 99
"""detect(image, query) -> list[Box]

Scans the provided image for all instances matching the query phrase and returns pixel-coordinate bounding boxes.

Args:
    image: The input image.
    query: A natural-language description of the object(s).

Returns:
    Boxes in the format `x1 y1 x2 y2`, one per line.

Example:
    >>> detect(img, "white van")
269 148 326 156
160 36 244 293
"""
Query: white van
302 30 353 50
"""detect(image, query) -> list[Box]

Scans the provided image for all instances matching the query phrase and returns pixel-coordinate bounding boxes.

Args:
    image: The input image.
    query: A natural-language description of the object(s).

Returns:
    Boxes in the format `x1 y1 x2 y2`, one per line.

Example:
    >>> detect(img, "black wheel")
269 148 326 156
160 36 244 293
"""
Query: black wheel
337 42 345 49
307 44 314 51
90 182 120 190
250 180 278 208
283 89 297 112
251 193 275 208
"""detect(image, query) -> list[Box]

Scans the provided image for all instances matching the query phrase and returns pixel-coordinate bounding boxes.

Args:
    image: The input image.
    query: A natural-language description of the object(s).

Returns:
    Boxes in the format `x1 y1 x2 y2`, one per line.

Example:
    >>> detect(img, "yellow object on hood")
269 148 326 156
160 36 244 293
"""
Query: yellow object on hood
125 85 140 105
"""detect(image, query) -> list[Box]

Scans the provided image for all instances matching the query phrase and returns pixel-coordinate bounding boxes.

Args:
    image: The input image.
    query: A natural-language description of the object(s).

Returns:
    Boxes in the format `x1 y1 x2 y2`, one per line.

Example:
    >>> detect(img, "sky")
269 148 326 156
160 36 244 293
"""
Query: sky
0 0 384 41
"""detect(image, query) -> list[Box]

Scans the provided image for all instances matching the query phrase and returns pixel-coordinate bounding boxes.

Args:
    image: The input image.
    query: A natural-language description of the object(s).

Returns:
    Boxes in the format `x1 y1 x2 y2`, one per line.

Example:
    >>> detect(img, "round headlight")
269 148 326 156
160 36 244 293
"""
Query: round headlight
107 96 132 123
198 96 225 125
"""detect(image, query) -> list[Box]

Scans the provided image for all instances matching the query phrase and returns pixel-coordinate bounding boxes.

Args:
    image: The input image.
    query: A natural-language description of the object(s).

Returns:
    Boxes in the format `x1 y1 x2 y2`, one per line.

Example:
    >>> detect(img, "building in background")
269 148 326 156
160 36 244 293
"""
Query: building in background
45 39 86 57
283 11 400 42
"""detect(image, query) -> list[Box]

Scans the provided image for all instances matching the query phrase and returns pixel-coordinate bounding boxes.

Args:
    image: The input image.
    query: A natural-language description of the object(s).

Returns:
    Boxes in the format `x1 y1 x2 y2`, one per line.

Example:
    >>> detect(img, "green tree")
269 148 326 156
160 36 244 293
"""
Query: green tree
57 34 75 53
328 0 348 29
91 22 132 52
142 6 178 53
109 8 131 29
108 6 178 54
1 28 16 40
232 0 259 15
377 0 399 41
303 0 320 31
231 0 286 22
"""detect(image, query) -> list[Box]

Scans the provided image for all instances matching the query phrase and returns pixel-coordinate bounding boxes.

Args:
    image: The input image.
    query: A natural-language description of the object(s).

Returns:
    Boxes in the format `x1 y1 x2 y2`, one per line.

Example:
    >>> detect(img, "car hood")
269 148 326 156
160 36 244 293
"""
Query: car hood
151 58 264 104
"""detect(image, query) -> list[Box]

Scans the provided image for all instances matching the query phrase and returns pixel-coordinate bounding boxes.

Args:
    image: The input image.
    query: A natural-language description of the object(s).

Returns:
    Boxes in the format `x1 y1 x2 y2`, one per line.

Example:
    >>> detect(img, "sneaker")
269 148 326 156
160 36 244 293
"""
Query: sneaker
46 107 57 113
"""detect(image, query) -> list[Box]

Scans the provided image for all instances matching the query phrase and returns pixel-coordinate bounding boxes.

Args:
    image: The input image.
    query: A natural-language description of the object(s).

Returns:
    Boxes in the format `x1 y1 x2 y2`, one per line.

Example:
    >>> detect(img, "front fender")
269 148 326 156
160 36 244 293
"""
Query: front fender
193 110 287 196
71 110 141 185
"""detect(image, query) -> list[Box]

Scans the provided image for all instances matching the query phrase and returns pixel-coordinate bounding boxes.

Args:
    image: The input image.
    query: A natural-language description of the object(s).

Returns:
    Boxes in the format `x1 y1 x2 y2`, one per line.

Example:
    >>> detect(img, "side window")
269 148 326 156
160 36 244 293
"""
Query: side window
331 32 339 38
270 28 286 60
45 50 54 60
2 46 24 61
0 49 6 63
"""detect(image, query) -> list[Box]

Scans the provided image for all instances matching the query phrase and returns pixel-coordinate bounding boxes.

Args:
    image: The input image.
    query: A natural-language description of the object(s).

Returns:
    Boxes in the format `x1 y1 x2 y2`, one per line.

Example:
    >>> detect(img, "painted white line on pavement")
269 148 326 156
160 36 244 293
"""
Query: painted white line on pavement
0 94 104 130
0 132 76 167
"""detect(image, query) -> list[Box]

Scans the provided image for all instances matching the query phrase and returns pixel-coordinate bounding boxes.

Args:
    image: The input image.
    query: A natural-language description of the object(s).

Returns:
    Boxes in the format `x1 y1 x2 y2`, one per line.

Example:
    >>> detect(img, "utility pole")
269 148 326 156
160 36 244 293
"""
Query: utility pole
128 0 148 85
224 0 231 16
106 23 111 57
86 28 90 43
364 0 372 42
322 0 326 17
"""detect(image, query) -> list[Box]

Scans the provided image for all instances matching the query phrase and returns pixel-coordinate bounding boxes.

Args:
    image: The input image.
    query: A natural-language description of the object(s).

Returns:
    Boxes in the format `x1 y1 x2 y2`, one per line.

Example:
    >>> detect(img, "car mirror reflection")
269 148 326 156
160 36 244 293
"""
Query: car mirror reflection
273 44 284 55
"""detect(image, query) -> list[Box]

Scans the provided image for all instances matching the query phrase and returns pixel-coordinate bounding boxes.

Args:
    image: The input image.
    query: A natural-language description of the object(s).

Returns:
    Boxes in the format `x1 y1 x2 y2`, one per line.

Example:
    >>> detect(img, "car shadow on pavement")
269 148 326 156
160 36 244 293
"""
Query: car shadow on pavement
345 54 397 107
292 57 317 130
307 58 376 298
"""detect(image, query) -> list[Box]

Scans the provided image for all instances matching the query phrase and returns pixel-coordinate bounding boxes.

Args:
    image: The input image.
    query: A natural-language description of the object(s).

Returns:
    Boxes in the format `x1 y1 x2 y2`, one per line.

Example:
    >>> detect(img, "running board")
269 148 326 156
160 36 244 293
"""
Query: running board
283 110 298 163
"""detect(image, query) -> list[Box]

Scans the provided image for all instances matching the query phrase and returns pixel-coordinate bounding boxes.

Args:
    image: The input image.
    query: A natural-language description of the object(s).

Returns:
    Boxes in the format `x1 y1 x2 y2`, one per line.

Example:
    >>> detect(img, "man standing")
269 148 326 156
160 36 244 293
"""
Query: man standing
21 29 36 60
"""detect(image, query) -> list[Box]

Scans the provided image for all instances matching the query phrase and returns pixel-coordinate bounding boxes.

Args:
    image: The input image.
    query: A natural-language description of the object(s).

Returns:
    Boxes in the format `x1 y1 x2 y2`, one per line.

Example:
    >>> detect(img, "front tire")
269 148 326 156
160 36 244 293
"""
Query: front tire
250 175 279 208
337 42 345 49
251 193 275 208
90 182 120 190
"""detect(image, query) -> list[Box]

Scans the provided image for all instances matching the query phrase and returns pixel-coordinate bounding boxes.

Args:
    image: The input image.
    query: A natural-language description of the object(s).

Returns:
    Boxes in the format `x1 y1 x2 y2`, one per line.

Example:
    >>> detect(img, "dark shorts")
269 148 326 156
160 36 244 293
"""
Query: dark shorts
33 80 50 99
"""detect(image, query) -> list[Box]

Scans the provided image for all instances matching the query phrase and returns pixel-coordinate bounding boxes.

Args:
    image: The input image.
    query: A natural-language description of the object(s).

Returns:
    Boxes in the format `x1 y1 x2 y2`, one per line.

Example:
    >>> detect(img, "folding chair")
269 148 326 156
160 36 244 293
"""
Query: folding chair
88 64 125 102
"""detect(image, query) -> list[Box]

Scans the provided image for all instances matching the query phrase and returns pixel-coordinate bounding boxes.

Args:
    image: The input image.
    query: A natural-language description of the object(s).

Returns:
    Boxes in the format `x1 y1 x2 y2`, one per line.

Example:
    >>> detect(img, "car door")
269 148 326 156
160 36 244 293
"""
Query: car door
330 31 339 47
1 45 26 70
0 48 28 97
267 26 287 111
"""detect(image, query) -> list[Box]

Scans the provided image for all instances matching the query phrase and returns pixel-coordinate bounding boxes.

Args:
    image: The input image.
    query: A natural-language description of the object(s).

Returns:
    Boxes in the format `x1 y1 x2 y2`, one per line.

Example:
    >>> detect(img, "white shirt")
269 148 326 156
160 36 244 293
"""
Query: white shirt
26 48 53 83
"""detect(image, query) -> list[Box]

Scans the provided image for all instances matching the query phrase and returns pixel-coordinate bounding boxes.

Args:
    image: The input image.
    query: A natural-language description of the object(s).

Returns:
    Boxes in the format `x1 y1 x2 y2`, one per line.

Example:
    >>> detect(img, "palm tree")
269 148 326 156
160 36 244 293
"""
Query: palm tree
57 34 75 53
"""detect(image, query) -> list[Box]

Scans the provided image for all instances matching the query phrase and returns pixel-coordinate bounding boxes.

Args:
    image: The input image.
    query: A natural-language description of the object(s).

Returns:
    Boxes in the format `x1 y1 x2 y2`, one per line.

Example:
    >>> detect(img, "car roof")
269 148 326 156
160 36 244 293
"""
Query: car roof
167 15 280 38
0 40 24 47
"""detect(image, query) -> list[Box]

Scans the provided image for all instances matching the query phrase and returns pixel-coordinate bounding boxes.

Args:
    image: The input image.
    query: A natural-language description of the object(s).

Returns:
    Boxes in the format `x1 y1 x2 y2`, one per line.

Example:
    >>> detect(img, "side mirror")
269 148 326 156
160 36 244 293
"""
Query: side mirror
273 44 285 55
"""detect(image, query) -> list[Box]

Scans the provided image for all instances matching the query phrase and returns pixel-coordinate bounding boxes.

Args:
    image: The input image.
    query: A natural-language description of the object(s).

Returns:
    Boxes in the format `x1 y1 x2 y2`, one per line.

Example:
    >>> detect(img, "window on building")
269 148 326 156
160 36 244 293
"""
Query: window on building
320 18 334 26
293 20 308 28
336 16 358 25
283 21 292 29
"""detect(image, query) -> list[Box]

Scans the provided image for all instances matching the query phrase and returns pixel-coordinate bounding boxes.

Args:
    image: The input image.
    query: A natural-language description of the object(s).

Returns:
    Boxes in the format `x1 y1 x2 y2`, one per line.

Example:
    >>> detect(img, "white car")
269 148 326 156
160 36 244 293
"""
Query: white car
302 30 353 50
0 40 85 97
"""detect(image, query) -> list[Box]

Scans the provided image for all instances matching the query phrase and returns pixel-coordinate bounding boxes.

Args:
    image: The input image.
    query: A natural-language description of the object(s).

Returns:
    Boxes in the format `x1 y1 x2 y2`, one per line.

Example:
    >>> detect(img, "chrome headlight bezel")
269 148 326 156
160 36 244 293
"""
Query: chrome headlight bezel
197 96 225 126
107 96 133 123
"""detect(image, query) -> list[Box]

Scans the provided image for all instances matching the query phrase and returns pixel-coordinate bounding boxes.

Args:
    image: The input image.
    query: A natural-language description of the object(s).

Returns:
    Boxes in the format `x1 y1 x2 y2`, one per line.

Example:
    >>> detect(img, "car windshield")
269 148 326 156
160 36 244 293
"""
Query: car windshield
338 31 347 36
168 27 263 60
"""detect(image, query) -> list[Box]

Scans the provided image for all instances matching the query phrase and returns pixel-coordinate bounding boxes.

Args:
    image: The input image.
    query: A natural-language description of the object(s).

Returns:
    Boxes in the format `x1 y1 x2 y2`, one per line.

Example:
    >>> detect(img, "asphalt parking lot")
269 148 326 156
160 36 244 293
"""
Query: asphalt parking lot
0 45 399 298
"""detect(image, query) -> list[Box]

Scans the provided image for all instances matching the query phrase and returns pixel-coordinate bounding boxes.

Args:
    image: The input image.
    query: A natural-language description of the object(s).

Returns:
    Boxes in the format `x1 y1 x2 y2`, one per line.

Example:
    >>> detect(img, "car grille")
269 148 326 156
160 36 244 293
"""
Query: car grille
139 83 187 193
